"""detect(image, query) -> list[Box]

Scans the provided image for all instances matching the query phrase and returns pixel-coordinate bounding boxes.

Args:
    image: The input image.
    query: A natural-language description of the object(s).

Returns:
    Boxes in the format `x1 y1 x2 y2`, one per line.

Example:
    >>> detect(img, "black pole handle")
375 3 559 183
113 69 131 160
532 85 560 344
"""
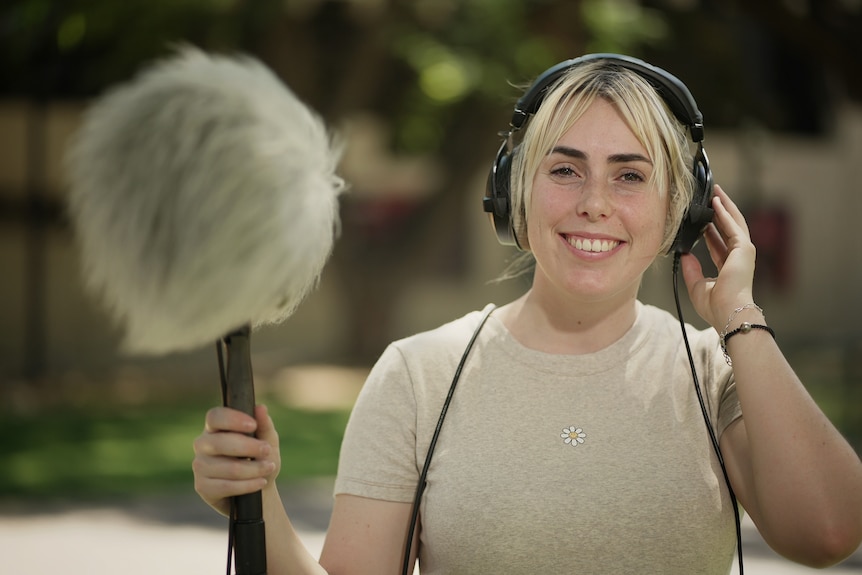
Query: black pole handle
223 326 267 575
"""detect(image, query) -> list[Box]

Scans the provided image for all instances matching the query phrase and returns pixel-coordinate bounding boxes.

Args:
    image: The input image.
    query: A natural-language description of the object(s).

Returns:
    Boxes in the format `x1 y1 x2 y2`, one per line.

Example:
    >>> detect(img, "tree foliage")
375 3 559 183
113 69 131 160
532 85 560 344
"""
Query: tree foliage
2 0 859 362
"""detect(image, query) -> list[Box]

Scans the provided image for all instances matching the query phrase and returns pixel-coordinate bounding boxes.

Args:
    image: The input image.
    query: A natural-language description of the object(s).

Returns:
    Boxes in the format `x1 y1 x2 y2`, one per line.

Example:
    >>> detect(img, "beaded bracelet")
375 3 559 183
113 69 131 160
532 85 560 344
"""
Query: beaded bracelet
720 322 776 366
721 303 764 335
719 303 773 366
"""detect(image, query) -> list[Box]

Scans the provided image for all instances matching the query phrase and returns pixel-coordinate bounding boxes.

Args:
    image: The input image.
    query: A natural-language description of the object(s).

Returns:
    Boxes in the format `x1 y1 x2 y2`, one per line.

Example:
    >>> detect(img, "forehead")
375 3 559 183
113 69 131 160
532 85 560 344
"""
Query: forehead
551 98 650 158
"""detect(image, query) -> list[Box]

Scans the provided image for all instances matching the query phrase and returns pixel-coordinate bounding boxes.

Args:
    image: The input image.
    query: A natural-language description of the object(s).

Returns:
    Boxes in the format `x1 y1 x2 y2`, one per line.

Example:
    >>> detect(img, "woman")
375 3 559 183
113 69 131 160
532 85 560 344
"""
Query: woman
192 55 862 574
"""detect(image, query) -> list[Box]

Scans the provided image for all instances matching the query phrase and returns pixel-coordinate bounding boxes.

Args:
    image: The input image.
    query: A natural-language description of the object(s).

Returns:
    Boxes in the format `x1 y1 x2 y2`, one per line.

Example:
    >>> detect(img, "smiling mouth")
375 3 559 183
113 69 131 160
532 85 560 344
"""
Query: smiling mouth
566 237 621 253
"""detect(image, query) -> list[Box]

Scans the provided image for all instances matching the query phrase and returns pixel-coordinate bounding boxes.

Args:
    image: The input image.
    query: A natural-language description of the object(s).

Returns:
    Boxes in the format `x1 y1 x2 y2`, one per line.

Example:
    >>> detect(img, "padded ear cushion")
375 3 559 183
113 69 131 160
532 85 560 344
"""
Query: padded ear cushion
670 145 715 254
483 141 519 247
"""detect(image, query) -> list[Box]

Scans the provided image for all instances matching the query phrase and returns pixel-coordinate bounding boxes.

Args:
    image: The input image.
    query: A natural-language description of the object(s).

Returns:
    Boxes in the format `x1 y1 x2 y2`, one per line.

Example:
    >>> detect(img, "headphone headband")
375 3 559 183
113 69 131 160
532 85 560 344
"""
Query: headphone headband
510 53 704 142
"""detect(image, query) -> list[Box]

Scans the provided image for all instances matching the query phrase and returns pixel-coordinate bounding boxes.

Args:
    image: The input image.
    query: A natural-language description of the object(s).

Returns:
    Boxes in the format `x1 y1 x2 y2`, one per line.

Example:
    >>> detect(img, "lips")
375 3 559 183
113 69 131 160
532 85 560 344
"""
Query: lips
565 236 620 253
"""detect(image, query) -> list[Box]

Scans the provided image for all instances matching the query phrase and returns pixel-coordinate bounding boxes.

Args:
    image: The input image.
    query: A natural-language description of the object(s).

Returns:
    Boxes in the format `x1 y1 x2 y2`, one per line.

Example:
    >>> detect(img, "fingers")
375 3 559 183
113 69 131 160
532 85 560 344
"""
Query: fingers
195 406 277 463
192 443 273 516
702 223 728 269
204 406 257 435
711 186 751 246
192 424 275 487
193 405 280 515
192 449 274 488
193 473 269 516
194 426 271 459
713 185 746 225
192 449 275 483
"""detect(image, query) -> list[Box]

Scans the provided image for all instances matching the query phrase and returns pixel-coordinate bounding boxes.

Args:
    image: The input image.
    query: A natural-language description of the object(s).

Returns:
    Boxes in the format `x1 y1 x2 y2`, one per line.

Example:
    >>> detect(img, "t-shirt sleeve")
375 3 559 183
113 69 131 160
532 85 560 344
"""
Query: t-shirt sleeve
702 329 743 439
716 375 742 439
333 343 420 503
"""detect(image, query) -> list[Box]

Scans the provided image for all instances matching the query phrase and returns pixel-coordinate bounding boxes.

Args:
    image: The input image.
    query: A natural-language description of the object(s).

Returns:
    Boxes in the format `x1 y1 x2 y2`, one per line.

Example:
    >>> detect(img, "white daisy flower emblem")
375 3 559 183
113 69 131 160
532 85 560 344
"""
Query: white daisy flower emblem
561 426 586 446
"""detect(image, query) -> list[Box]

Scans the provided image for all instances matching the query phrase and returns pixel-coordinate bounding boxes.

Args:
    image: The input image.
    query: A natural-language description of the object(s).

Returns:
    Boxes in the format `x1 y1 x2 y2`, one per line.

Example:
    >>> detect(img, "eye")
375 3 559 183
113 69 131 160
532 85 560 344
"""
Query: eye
620 170 645 183
547 163 584 184
550 166 576 177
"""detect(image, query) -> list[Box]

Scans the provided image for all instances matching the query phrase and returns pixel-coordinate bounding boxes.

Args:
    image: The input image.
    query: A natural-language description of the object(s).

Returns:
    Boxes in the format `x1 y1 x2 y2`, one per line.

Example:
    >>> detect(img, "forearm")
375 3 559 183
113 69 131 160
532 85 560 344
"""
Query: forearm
261 483 330 575
726 326 862 563
680 187 862 563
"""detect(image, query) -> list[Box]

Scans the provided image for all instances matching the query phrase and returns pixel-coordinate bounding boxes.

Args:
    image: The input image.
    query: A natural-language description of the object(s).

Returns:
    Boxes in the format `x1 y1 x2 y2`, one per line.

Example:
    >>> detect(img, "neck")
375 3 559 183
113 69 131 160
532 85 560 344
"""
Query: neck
498 290 639 355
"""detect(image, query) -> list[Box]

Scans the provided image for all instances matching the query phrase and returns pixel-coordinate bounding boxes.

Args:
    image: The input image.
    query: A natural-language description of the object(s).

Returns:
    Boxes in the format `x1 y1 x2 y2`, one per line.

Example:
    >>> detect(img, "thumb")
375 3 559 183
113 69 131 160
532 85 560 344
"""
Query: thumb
254 404 280 450
680 253 708 307
679 252 722 329
680 253 704 289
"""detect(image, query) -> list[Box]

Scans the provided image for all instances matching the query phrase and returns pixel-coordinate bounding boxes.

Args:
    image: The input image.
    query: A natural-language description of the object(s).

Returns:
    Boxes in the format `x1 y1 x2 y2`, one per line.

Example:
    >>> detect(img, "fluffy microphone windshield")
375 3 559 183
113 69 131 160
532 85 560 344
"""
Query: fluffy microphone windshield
66 48 345 355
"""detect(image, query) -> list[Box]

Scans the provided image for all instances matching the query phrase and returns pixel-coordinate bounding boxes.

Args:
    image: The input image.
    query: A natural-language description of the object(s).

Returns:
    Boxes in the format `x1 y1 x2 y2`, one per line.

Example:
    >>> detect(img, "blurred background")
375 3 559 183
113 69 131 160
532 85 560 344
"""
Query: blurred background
1 0 860 505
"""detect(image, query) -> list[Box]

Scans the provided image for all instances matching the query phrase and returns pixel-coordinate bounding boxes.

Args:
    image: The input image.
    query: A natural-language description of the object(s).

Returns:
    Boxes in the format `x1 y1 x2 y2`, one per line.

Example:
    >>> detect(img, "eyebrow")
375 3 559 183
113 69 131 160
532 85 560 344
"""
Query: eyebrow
550 145 652 165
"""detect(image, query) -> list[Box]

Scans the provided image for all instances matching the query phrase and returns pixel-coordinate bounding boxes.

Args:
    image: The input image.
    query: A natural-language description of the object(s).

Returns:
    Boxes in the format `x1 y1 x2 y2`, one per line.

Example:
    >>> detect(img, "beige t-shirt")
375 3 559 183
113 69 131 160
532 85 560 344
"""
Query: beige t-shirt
334 302 742 574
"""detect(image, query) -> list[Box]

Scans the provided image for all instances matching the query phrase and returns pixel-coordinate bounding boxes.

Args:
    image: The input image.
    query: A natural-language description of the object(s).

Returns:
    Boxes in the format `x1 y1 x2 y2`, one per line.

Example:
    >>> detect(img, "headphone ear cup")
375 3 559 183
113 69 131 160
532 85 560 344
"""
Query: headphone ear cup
484 142 519 247
670 145 715 254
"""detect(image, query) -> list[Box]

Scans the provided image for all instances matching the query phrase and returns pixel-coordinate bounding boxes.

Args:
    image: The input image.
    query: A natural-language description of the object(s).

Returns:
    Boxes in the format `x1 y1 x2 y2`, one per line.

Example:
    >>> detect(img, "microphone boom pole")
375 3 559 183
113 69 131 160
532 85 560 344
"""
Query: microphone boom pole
222 325 266 575
65 46 346 575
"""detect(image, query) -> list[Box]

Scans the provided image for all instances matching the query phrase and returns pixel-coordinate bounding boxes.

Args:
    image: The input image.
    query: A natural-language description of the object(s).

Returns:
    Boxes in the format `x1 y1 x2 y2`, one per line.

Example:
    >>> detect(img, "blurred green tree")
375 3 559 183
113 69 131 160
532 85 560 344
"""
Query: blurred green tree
1 0 858 365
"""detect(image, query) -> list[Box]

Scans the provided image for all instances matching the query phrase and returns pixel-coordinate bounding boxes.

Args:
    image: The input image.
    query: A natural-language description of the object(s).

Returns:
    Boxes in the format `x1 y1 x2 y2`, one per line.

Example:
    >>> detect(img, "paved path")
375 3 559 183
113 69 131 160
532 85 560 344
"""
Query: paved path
2 479 860 574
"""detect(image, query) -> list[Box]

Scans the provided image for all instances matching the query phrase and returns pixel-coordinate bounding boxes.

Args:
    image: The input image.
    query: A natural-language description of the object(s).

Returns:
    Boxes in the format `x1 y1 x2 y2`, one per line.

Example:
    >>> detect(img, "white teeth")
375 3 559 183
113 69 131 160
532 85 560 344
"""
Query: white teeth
570 237 619 253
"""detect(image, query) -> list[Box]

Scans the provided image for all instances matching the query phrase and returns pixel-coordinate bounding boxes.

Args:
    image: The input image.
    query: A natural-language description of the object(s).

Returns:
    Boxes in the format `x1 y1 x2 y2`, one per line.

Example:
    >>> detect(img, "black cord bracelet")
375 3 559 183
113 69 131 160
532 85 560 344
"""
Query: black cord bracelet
720 322 776 366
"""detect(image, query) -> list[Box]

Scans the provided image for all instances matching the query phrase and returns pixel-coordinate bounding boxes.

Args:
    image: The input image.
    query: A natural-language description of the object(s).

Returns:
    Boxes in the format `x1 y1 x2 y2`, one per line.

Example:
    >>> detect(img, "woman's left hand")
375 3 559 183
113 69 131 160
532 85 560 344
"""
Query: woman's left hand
680 185 758 331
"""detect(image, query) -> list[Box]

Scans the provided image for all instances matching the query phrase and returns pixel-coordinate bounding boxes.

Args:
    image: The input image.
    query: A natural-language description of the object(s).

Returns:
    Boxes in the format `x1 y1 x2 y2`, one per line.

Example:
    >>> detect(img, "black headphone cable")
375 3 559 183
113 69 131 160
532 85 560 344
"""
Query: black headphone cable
672 252 744 574
399 255 743 574
401 304 497 575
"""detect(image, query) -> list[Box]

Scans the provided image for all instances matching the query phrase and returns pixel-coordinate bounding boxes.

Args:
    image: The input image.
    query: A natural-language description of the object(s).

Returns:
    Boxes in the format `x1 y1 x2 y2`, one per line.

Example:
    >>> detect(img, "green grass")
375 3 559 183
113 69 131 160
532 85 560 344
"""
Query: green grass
0 402 350 499
1 370 857 502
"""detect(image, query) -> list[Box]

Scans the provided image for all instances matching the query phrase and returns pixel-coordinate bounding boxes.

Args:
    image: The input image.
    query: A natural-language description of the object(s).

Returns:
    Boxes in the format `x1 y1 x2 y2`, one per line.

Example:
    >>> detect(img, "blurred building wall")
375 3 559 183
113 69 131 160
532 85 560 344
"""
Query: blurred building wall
0 98 860 383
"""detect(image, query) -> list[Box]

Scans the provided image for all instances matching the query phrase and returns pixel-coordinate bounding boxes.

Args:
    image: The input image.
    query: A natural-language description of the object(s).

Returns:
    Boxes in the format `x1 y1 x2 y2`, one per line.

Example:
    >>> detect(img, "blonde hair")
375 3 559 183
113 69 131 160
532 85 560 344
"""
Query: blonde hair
508 60 694 254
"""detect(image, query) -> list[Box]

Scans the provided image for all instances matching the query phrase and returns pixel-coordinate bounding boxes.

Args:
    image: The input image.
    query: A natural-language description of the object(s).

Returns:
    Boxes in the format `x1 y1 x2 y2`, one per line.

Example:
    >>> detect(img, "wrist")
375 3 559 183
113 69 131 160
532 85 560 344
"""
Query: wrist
718 302 774 366
718 302 765 333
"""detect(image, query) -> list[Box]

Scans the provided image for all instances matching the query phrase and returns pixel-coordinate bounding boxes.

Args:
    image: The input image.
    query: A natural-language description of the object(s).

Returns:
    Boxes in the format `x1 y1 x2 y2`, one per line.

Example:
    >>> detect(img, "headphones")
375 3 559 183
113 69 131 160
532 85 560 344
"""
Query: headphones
483 53 715 254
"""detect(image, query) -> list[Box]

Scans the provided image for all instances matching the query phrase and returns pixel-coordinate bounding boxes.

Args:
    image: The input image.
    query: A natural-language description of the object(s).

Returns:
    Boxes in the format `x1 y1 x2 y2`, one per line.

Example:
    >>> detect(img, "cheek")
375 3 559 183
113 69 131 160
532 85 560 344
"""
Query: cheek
623 198 668 249
524 187 549 234
528 185 569 226
525 191 573 250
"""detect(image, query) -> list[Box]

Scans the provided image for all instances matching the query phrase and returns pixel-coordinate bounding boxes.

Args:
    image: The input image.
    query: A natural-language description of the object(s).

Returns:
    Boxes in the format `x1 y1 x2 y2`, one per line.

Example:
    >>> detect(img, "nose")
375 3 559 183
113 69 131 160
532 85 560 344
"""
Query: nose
576 177 613 221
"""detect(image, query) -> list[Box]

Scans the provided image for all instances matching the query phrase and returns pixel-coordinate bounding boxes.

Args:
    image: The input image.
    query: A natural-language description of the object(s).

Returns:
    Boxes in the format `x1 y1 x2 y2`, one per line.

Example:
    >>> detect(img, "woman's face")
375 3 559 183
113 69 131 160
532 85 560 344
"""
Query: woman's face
526 97 668 306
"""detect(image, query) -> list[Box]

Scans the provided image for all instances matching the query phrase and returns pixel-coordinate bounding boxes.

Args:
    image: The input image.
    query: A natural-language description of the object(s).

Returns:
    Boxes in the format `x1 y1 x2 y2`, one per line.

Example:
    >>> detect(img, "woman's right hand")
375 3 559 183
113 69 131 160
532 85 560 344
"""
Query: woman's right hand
192 404 281 516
